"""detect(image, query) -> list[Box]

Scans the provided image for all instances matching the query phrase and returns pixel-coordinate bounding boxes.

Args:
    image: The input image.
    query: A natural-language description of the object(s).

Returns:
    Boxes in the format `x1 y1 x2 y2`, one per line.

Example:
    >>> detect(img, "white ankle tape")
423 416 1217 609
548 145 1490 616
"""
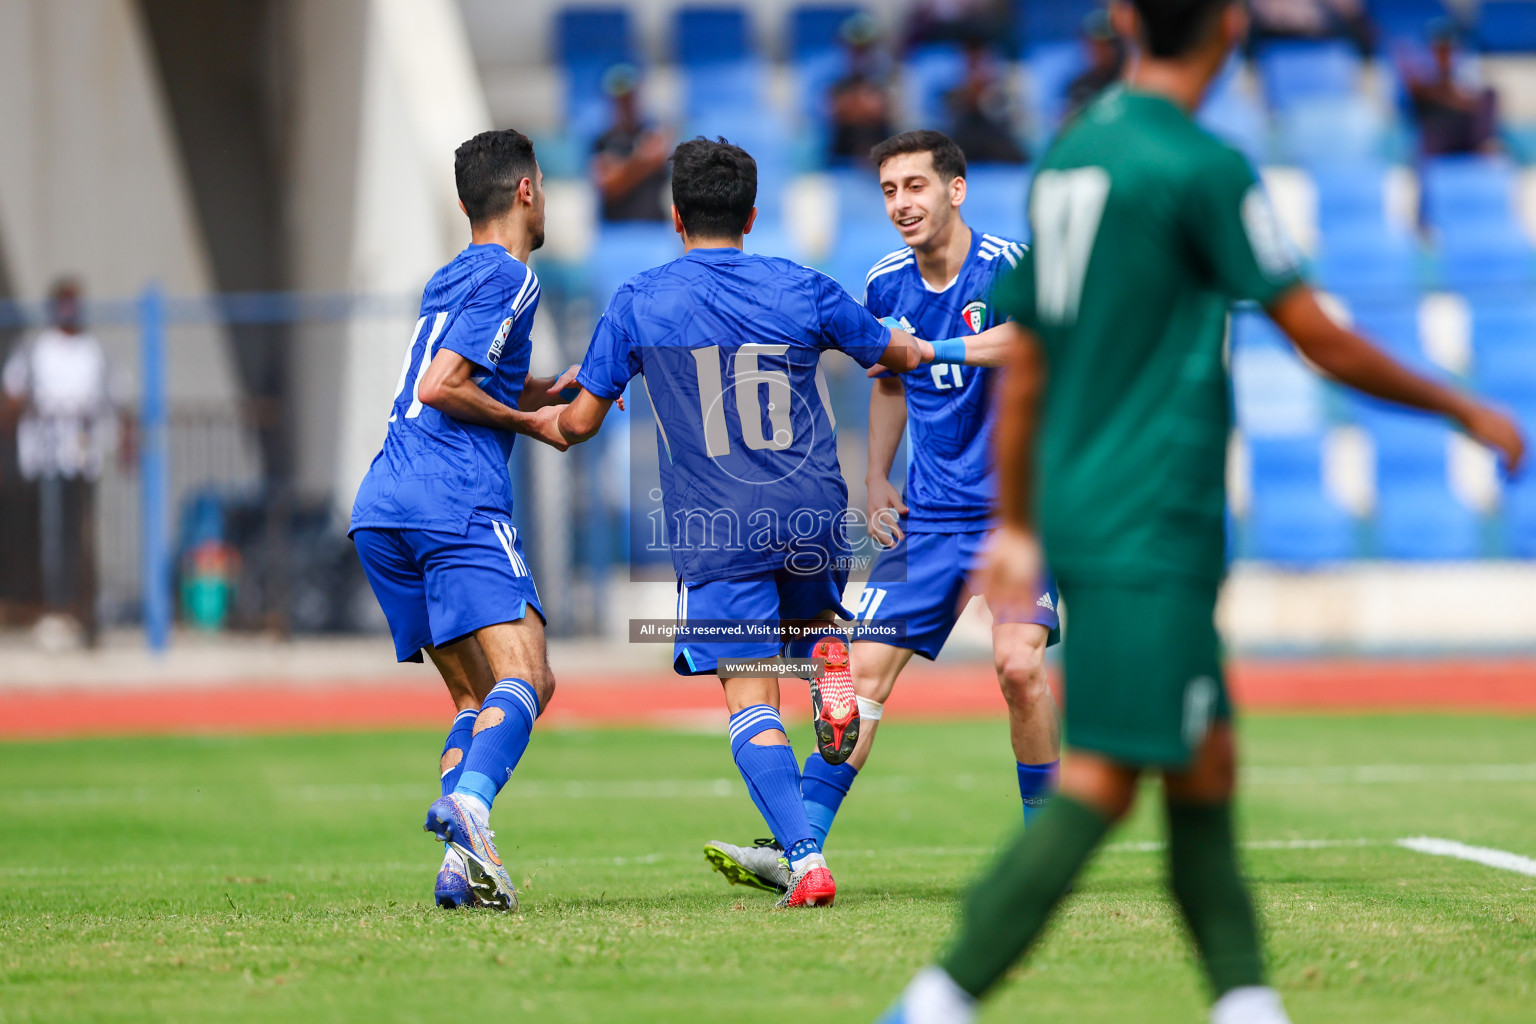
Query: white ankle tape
855 695 884 721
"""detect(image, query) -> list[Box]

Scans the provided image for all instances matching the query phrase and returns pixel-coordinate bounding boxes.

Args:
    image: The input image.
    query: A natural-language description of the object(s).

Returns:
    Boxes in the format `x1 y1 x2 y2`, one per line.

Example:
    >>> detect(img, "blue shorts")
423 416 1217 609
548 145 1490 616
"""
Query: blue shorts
674 570 851 676
849 529 1060 660
353 512 544 663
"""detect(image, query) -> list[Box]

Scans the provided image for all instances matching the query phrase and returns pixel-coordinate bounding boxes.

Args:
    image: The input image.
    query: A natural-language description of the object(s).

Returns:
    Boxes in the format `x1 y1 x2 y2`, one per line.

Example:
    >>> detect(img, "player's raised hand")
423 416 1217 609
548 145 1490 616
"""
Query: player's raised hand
866 477 908 548
522 403 572 452
547 364 580 395
547 365 624 410
974 525 1044 618
1456 401 1526 476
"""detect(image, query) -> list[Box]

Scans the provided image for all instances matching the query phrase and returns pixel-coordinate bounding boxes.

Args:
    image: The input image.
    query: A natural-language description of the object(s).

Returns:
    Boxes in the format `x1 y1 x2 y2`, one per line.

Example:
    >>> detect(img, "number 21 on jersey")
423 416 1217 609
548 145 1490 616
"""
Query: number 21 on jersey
1032 168 1110 326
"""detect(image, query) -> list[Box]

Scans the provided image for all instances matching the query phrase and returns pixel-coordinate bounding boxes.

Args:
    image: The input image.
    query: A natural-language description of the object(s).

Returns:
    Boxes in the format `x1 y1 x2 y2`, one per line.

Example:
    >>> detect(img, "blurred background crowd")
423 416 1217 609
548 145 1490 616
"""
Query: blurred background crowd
2 0 1534 658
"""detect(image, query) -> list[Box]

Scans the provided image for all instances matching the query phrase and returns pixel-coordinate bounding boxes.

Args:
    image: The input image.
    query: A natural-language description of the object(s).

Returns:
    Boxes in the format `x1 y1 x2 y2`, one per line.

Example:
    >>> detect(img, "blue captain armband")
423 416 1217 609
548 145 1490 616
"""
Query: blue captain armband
879 316 905 331
930 337 968 364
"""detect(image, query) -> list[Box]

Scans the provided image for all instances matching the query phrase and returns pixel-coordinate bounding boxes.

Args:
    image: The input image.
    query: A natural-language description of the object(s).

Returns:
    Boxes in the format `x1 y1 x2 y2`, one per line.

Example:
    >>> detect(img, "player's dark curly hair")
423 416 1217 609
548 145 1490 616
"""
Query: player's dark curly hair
1131 0 1232 58
670 137 757 239
869 130 967 183
455 129 538 226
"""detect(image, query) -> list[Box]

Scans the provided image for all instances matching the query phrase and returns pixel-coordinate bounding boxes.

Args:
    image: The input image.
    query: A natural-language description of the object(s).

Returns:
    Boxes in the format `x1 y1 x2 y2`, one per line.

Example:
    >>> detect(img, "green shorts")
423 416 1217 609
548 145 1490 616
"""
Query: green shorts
1057 578 1231 769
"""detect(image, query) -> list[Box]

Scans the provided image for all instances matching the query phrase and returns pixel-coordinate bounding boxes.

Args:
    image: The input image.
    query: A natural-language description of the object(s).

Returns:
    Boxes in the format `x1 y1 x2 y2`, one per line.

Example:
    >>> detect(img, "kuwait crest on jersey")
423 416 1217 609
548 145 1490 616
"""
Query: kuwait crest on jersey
488 316 514 363
961 300 987 334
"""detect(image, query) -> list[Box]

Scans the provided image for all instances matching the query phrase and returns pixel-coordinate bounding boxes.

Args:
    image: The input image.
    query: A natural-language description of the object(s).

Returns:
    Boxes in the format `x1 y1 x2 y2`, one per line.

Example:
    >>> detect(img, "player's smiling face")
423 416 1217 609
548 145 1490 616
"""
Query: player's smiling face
879 151 963 251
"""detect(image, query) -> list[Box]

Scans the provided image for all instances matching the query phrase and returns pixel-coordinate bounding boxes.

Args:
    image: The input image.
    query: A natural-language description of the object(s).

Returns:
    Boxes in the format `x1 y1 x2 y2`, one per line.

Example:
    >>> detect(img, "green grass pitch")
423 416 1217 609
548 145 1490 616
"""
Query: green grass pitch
2 714 1534 1022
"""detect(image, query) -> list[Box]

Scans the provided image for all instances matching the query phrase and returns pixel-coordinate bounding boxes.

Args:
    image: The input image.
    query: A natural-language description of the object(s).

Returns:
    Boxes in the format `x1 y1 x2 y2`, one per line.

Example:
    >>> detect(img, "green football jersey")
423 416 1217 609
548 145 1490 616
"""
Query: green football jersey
993 87 1303 587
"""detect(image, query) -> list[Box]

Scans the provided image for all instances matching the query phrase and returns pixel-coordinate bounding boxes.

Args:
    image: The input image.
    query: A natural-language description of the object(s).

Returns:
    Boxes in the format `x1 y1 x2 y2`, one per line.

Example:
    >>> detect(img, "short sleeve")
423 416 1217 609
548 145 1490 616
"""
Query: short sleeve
1183 148 1304 307
815 272 890 368
990 247 1037 330
577 288 641 399
439 263 539 371
863 272 889 318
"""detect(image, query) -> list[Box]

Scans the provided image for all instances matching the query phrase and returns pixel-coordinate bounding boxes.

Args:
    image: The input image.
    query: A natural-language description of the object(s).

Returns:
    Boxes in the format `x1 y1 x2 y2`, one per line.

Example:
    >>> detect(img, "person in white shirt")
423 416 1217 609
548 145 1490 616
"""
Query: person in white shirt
2 279 117 644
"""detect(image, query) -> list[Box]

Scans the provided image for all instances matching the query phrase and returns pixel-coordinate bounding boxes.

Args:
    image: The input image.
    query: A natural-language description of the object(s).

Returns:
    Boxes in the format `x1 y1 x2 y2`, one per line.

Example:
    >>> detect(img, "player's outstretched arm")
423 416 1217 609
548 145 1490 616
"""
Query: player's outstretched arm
417 349 570 450
866 375 909 547
975 329 1047 612
1269 286 1526 473
929 322 1027 368
557 387 616 446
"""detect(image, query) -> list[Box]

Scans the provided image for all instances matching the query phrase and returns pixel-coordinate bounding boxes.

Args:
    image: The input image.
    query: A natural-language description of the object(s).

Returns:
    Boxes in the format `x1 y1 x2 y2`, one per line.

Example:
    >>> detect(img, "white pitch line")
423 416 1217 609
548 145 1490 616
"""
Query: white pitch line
1396 837 1536 877
1246 764 1536 785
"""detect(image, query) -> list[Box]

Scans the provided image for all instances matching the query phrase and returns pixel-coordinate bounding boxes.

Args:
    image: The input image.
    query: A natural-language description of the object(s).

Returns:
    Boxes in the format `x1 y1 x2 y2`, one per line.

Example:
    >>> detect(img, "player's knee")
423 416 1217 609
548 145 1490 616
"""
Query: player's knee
1165 727 1237 802
995 640 1048 707
528 668 556 712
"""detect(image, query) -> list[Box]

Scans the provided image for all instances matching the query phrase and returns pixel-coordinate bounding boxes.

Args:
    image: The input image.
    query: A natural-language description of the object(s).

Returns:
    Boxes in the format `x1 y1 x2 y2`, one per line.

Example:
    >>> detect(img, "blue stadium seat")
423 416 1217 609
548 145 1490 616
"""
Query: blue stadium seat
1025 41 1087 135
682 60 765 123
790 5 862 61
590 223 682 309
1437 225 1536 292
1313 227 1421 298
1247 437 1356 564
1355 401 1480 558
676 6 752 64
1310 163 1391 232
1016 0 1099 50
1257 41 1361 112
556 7 634 67
831 165 888 226
1477 0 1536 52
1369 0 1453 48
1351 302 1422 358
1198 57 1268 164
1277 97 1387 165
1501 403 1536 555
1421 155 1518 229
905 44 969 128
1471 300 1536 402
791 49 846 144
557 8 638 142
825 219 898 297
1233 314 1327 437
962 164 1032 242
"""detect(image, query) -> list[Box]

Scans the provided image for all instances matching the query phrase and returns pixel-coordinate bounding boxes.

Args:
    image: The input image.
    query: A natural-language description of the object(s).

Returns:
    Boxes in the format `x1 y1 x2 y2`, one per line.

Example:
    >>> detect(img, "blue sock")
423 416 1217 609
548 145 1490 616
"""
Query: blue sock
729 704 819 862
1018 760 1059 825
801 753 858 846
453 678 540 812
439 708 479 796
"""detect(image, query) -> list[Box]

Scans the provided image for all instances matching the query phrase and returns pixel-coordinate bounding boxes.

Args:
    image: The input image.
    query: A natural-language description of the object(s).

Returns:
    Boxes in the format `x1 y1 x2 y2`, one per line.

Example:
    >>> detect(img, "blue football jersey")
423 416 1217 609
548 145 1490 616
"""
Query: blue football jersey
863 230 1025 532
578 246 891 583
351 244 539 534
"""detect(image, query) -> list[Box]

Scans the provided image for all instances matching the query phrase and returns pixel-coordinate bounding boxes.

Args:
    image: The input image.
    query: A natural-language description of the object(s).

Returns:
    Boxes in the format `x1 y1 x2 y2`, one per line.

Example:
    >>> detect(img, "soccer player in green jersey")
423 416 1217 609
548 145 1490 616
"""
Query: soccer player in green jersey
876 2 1526 1023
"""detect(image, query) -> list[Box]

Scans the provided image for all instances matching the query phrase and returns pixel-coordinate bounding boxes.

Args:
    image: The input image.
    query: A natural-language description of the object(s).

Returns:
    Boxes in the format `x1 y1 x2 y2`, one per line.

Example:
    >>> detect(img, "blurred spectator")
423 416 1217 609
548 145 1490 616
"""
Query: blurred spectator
1403 22 1500 157
1250 0 1375 56
1 279 121 646
907 0 1010 49
828 15 895 165
1064 10 1126 121
590 65 671 223
946 42 1028 164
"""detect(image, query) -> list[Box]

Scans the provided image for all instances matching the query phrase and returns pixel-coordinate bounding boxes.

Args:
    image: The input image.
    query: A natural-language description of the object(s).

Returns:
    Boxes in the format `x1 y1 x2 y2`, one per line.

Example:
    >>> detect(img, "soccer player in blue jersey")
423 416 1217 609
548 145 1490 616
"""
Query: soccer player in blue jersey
556 137 935 908
706 131 1063 891
350 129 578 912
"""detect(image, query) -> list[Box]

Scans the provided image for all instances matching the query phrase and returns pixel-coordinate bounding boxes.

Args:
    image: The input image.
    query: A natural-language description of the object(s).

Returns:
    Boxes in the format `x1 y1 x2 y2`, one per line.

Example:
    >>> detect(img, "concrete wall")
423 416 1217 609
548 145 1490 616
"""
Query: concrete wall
285 0 492 513
0 0 240 405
